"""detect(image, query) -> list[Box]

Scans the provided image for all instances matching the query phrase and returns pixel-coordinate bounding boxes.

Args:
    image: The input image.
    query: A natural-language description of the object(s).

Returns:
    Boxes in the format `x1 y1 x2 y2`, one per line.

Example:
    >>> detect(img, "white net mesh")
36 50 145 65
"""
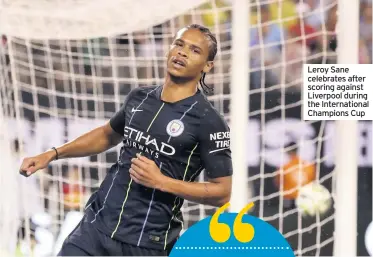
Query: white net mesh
0 0 208 39
1 0 363 256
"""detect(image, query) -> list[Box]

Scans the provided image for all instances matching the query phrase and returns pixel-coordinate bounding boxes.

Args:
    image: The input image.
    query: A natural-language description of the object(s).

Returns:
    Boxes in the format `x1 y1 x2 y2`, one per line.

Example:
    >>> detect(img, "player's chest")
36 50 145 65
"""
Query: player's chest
123 99 200 157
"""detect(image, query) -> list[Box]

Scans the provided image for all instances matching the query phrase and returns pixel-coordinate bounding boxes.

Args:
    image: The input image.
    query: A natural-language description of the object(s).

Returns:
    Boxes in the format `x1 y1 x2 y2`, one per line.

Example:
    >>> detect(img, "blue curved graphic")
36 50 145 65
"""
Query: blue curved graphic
169 212 295 257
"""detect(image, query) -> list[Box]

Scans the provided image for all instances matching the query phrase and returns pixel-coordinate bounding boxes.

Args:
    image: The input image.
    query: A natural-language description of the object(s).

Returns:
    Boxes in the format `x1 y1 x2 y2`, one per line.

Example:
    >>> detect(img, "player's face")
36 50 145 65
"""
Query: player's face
167 28 213 79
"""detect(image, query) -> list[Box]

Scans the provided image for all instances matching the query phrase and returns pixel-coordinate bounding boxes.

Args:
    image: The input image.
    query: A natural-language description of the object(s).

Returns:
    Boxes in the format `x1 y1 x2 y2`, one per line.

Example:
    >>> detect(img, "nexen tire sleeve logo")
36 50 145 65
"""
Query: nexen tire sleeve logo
210 132 230 149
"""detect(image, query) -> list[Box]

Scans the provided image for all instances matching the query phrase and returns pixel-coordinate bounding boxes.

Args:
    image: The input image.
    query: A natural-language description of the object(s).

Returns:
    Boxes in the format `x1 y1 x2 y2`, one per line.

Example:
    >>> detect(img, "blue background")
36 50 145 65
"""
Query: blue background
169 213 296 257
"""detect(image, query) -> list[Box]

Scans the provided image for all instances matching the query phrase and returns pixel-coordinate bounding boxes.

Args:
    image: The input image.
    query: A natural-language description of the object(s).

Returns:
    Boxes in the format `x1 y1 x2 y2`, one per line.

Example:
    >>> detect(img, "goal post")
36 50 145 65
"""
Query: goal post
333 0 360 255
229 0 251 213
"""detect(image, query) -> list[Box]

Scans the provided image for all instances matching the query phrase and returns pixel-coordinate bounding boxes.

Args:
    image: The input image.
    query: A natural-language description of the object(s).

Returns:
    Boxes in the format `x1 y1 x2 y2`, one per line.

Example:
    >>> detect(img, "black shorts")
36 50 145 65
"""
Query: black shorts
58 215 169 256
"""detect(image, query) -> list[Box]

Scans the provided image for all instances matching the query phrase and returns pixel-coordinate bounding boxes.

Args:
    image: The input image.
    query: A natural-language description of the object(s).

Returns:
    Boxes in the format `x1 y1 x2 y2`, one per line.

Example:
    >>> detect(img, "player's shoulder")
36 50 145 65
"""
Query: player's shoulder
197 93 228 127
128 85 159 97
124 85 159 102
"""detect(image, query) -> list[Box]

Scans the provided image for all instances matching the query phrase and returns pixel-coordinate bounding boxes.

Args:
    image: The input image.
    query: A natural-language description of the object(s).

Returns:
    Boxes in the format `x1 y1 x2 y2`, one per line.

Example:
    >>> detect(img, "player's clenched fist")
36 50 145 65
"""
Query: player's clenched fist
130 153 165 190
19 151 55 177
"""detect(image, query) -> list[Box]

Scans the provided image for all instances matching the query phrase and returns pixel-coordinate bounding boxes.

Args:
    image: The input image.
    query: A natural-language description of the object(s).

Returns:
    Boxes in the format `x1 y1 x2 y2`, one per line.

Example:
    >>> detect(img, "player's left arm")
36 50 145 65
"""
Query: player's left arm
131 153 231 207
130 111 232 207
163 111 233 207
160 173 232 207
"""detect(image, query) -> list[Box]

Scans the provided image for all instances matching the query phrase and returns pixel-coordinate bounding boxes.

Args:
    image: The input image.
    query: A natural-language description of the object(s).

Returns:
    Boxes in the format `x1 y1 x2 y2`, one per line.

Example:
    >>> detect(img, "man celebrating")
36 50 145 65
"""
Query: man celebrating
20 24 233 256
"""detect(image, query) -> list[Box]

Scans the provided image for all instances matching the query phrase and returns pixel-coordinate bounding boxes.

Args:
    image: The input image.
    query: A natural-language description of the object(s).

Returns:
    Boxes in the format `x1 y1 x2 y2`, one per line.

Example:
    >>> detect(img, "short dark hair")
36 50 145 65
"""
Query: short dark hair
186 24 218 61
186 24 218 94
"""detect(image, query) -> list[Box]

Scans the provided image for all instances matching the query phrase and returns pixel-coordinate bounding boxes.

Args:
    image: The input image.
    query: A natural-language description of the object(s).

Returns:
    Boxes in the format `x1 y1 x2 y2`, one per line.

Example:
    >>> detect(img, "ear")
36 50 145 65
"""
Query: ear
202 61 214 73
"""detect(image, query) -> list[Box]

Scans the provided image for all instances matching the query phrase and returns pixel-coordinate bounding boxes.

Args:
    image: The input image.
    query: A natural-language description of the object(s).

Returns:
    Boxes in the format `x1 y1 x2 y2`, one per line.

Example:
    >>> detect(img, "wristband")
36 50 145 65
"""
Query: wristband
51 147 59 160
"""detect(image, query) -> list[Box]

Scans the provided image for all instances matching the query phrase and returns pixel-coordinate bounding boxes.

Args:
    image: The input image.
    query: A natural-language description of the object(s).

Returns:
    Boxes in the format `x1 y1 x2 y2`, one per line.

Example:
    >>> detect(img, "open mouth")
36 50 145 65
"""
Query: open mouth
172 57 186 67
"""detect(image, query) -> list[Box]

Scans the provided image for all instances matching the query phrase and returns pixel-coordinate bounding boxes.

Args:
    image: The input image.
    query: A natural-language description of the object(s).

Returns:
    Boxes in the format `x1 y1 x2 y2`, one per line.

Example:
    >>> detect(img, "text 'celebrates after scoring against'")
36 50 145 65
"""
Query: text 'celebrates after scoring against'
302 64 373 121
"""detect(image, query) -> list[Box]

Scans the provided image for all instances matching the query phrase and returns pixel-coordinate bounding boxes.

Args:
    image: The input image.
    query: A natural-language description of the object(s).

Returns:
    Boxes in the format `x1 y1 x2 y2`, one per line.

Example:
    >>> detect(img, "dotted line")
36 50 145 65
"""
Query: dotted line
174 246 291 250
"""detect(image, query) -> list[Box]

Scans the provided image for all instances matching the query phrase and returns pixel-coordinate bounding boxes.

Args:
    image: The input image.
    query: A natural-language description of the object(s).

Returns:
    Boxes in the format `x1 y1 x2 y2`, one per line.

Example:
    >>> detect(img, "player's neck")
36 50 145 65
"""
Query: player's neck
161 75 198 103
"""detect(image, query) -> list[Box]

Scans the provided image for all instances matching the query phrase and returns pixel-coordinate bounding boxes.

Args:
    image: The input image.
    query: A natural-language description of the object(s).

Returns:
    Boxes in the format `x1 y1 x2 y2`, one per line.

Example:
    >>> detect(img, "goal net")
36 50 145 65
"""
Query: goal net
0 0 343 256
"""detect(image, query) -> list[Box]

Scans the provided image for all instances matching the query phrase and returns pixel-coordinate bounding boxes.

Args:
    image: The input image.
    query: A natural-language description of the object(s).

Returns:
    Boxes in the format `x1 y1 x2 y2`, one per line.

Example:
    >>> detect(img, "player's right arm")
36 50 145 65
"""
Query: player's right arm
55 121 123 159
20 89 136 176
19 122 122 177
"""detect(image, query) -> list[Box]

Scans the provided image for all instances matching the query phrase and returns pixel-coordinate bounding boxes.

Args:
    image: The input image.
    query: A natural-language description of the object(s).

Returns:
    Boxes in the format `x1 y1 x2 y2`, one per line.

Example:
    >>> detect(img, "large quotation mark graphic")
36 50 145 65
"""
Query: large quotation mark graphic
209 202 255 243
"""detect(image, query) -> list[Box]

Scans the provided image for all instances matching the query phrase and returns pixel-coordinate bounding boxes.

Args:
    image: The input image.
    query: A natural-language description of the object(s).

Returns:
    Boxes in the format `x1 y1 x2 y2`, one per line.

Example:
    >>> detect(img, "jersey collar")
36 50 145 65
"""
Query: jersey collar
155 85 202 105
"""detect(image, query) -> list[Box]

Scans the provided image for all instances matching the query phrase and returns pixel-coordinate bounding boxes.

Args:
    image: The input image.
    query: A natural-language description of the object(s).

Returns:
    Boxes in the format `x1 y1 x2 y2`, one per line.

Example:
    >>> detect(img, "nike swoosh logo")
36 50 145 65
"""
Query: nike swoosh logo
209 147 230 154
131 107 143 113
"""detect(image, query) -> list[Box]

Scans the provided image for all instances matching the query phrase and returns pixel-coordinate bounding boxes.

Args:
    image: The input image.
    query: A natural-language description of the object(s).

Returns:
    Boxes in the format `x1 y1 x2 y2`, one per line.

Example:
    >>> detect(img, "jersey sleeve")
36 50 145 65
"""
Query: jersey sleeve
109 89 136 136
199 111 233 179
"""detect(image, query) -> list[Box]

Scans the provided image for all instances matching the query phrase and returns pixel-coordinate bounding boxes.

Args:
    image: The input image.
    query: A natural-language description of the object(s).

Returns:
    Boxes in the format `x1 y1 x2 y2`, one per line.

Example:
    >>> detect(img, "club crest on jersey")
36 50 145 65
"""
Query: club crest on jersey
166 119 184 137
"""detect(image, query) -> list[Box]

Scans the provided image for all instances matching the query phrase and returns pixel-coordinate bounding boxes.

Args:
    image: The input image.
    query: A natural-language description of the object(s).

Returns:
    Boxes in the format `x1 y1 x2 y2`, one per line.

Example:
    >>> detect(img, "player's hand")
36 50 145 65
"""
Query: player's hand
19 151 55 177
130 153 165 190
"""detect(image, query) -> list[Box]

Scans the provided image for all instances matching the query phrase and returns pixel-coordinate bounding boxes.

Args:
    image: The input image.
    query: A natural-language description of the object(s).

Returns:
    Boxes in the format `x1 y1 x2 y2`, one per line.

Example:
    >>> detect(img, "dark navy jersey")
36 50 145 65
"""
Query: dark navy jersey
85 85 233 251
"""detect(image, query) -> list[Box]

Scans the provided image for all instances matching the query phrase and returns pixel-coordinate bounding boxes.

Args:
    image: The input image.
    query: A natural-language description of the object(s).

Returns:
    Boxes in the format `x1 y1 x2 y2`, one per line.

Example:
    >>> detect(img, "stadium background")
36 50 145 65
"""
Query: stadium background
0 0 372 256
